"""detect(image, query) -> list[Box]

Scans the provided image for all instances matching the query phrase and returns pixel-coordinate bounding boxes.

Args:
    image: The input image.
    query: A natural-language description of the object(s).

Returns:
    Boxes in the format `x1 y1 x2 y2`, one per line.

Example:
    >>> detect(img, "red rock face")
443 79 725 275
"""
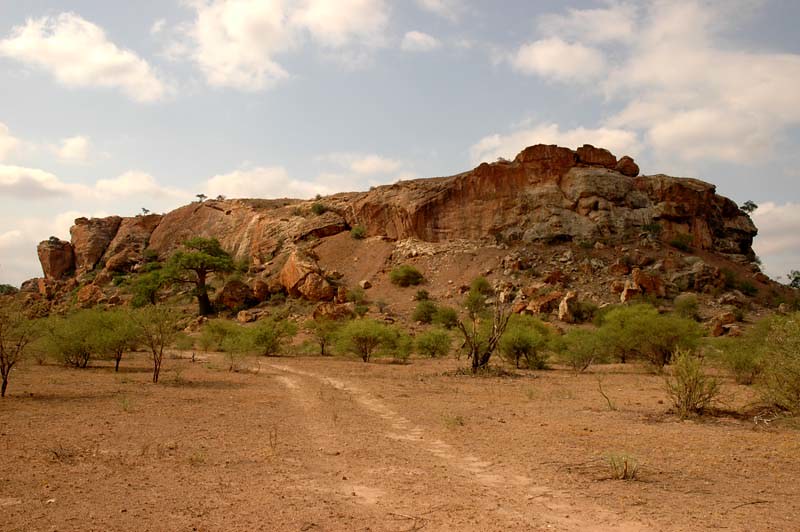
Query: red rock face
37 238 74 280
102 214 163 272
39 144 759 298
70 216 122 274
576 144 617 168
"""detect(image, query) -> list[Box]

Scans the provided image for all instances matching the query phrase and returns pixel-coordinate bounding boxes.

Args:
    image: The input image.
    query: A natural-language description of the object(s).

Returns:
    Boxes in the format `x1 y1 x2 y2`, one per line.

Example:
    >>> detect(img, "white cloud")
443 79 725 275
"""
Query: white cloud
509 1 800 164
54 135 91 163
177 0 389 90
752 202 800 280
151 19 166 35
470 122 640 165
292 0 388 49
323 152 403 174
0 123 20 162
180 0 295 91
416 0 462 21
0 13 169 103
0 164 85 198
537 2 637 44
510 37 606 82
94 171 187 200
204 166 329 199
401 31 441 52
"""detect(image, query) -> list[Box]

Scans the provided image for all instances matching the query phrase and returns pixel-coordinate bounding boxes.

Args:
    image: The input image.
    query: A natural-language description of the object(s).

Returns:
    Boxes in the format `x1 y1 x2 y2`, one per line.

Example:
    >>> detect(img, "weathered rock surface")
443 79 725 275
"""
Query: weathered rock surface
37 144 760 306
71 216 122 274
558 291 578 323
37 238 74 280
102 214 163 272
216 280 255 310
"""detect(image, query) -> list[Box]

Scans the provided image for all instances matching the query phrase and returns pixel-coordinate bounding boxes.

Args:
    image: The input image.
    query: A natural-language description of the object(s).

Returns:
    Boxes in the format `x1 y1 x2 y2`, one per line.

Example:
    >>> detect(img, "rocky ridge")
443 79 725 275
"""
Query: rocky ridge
27 144 778 331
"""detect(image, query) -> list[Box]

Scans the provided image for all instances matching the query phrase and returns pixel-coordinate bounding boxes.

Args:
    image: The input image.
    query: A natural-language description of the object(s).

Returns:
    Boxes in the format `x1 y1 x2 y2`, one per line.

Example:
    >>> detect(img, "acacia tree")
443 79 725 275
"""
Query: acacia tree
96 309 139 372
456 281 512 373
0 300 40 397
788 270 800 289
164 238 234 316
132 305 179 383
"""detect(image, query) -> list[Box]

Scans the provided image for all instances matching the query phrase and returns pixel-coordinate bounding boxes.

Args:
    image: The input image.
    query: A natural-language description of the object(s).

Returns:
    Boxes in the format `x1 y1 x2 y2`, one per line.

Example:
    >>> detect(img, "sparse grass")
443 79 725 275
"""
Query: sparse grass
442 414 465 428
119 395 133 412
607 453 639 480
665 349 720 418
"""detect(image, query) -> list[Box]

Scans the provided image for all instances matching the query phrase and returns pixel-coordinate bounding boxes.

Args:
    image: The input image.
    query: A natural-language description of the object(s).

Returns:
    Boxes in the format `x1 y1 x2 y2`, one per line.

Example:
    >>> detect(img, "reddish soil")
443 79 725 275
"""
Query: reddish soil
2 353 798 531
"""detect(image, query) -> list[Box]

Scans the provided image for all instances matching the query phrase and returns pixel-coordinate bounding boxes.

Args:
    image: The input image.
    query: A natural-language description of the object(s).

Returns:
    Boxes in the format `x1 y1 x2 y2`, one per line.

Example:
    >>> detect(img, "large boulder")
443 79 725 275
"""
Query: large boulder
312 302 356 321
37 238 74 280
527 291 563 314
632 268 666 297
576 144 617 168
70 216 122 274
279 250 334 301
615 156 640 177
76 284 104 308
216 280 255 310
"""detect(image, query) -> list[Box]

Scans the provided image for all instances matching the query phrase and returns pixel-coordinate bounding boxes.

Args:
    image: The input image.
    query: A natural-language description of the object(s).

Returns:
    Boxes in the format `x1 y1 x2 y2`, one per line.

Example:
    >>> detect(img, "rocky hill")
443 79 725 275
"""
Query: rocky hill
26 144 788 333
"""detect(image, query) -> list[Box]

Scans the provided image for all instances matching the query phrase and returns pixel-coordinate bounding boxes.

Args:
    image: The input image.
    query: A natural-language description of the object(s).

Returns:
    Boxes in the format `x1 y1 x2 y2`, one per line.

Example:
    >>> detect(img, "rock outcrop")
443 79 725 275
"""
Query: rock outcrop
35 143 760 304
37 238 74 280
71 216 122 274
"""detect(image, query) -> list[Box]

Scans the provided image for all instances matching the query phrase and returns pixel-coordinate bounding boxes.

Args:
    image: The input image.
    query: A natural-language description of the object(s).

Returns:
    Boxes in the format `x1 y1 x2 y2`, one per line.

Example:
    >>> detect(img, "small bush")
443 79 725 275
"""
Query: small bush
572 300 598 323
559 329 607 373
642 222 663 237
416 329 452 358
598 304 702 366
305 318 339 356
412 300 438 324
354 304 369 317
758 313 800 414
498 315 550 369
310 202 328 215
669 233 693 252
665 349 720 418
673 294 699 320
434 306 459 329
350 225 367 239
414 289 430 301
346 286 367 304
470 276 493 296
389 265 424 287
738 280 758 297
608 453 639 481
251 318 298 356
336 319 393 362
173 333 195 351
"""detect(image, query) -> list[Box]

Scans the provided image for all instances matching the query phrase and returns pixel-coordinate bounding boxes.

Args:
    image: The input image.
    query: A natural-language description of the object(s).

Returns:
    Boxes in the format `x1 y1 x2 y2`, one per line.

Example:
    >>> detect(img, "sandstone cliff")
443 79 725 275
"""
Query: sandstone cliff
33 144 759 307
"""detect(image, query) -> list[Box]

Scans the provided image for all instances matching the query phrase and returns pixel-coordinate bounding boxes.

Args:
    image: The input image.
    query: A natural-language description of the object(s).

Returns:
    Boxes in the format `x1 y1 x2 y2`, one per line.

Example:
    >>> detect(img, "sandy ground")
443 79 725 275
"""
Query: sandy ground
1 353 799 532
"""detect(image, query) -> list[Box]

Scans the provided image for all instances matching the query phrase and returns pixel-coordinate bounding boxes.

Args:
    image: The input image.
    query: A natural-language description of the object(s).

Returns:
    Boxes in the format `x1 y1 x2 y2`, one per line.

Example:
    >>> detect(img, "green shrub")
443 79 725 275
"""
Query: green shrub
412 300 438 324
498 315 550 369
470 276 493 296
669 233 693 252
305 318 339 356
336 319 393 362
199 320 240 352
350 225 367 239
0 284 18 295
251 318 298 356
416 329 452 358
354 304 369 317
44 310 103 368
673 293 699 320
665 349 720 418
310 202 328 215
559 328 607 373
758 313 800 414
346 286 367 304
572 300 599 323
738 280 758 297
389 265 424 287
414 289 430 301
599 304 702 366
173 333 196 351
642 222 663 237
433 306 459 329
386 329 413 364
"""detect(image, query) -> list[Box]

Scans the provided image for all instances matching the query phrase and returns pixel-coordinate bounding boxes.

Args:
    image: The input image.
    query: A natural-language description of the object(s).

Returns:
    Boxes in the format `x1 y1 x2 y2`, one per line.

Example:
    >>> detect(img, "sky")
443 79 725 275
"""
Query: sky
1 0 799 286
